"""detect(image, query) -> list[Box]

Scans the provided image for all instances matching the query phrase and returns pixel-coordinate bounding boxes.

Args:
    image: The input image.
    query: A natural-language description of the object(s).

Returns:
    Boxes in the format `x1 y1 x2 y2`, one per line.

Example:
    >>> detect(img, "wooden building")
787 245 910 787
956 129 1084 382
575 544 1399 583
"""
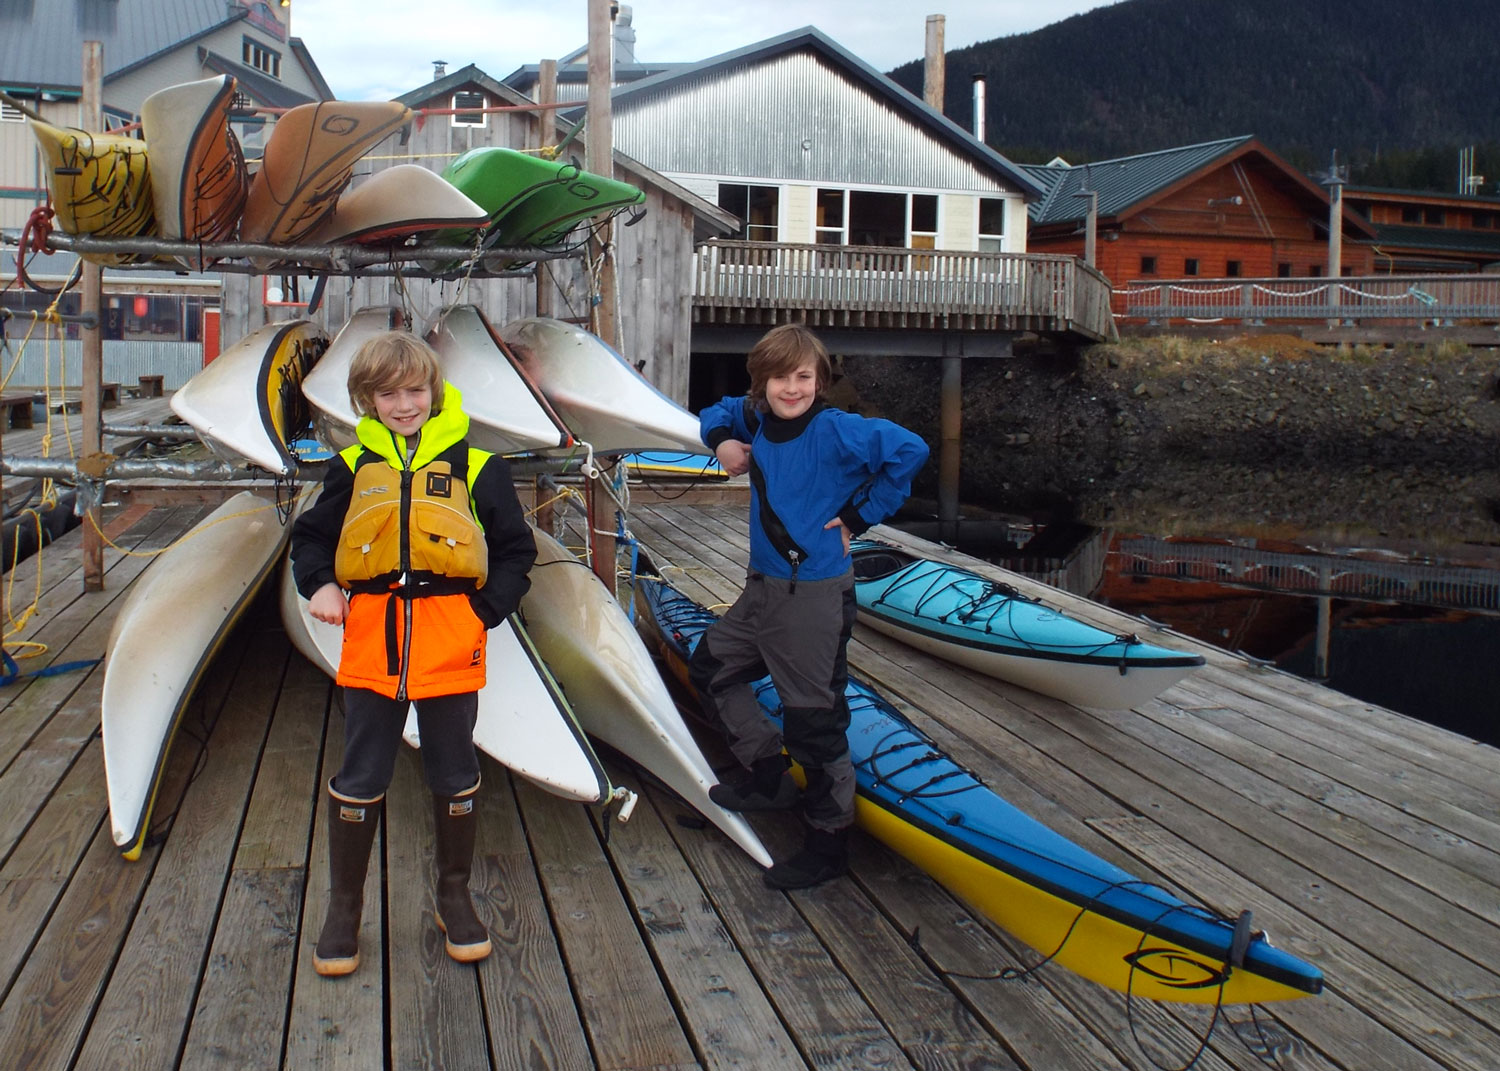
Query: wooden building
1022 136 1377 285
1343 185 1500 273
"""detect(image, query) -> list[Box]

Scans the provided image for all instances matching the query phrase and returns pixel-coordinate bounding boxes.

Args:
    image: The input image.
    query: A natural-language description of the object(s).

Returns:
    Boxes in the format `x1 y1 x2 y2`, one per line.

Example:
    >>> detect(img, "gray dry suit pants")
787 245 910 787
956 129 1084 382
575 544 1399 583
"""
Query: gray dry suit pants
333 687 481 799
691 569 857 831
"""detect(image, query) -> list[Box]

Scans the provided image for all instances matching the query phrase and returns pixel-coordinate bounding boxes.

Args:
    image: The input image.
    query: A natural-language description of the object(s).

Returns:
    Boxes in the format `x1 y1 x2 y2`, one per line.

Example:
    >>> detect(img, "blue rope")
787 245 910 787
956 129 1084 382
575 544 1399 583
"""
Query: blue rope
1 645 100 687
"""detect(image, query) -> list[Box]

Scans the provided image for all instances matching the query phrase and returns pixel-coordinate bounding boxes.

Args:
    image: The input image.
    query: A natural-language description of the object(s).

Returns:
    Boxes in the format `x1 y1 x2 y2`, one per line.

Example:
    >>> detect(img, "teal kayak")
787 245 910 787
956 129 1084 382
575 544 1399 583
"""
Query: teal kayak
850 541 1205 708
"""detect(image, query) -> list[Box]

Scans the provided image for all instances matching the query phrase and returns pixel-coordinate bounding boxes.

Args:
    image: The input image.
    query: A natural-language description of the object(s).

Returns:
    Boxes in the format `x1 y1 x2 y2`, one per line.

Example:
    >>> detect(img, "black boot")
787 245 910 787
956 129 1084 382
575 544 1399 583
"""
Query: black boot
313 784 383 977
764 825 850 890
432 782 492 963
708 752 800 812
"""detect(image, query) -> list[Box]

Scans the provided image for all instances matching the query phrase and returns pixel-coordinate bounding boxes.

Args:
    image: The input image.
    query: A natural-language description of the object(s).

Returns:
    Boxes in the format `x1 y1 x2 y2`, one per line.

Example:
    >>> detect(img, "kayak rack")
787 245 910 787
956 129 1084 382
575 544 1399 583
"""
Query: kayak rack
31 232 581 280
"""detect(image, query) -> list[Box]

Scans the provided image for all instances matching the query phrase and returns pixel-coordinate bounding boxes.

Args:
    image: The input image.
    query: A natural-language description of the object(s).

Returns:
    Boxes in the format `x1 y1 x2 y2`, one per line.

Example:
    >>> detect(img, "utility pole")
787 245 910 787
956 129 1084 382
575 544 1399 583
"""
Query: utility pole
1321 150 1346 324
534 58 558 319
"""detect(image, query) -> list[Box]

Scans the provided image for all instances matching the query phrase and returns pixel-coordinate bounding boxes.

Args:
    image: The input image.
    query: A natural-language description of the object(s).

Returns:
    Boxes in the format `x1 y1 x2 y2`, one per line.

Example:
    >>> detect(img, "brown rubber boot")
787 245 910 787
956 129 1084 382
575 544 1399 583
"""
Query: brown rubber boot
432 782 492 963
313 784 383 977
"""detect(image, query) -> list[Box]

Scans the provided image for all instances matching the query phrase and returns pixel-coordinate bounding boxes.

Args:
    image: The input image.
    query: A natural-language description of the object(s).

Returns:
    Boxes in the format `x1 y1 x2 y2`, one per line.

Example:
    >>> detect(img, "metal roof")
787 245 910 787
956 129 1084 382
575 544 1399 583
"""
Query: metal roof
201 48 314 109
571 27 1044 200
1369 223 1500 257
0 0 241 89
1022 136 1255 224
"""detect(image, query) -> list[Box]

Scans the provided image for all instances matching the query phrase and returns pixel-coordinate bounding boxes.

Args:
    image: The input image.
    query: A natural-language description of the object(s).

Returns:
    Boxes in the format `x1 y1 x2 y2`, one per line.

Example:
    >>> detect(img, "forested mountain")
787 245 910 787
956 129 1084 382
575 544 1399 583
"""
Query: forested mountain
887 0 1500 192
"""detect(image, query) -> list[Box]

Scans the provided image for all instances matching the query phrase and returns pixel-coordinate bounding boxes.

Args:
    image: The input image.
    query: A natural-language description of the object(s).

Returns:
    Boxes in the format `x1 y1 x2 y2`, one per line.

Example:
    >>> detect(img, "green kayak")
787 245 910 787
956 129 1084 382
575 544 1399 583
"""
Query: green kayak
429 146 580 249
488 167 646 255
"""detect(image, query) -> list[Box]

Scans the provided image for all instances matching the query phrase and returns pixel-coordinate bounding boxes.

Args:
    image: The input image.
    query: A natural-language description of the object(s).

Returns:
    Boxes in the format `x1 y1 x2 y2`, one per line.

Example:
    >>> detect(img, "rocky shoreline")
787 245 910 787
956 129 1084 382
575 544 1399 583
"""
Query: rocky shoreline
839 335 1500 548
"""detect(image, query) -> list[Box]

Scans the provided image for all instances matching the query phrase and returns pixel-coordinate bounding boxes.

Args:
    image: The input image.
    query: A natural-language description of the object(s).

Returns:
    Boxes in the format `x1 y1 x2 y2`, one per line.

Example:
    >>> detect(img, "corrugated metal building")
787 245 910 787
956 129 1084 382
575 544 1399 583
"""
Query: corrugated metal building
550 28 1044 257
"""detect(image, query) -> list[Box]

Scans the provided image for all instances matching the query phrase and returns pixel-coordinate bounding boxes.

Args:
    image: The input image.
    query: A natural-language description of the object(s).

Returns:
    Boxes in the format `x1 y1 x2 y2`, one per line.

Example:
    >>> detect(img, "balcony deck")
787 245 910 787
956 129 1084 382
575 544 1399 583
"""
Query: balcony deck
693 240 1116 343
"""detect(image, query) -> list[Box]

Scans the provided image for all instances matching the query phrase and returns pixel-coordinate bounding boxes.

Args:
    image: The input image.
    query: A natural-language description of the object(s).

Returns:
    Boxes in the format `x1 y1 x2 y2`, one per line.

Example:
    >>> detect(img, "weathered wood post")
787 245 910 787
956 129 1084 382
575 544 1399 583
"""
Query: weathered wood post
81 41 105 591
534 58 558 320
586 0 617 590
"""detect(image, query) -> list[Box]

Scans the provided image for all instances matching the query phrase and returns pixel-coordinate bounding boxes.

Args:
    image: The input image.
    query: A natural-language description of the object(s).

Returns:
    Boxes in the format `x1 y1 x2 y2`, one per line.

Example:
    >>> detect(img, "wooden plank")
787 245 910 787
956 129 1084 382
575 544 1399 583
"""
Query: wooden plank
644 781 911 1069
282 699 386 1071
1150 685 1500 878
178 652 330 1069
71 626 288 1069
1178 671 1500 815
597 768 804 1070
517 775 702 1071
385 746 491 1070
1092 816 1495 1071
470 759 594 1071
792 860 1023 1071
0 736 108 996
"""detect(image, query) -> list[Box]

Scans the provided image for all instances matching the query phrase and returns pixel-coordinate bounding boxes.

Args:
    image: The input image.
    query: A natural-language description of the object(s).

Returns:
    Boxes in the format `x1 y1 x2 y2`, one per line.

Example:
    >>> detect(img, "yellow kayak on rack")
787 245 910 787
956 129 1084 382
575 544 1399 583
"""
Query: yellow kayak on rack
29 119 155 264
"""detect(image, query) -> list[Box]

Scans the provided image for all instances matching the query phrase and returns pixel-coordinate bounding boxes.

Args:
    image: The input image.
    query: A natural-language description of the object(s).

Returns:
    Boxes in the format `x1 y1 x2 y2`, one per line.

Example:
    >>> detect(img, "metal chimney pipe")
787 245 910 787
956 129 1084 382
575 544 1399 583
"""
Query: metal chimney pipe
972 75 986 141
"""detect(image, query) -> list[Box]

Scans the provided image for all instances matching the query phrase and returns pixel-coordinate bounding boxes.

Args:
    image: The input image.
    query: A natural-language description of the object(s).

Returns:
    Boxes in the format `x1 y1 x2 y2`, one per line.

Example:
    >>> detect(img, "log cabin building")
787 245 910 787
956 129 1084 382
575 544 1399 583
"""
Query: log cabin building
1021 136 1377 285
1342 185 1500 273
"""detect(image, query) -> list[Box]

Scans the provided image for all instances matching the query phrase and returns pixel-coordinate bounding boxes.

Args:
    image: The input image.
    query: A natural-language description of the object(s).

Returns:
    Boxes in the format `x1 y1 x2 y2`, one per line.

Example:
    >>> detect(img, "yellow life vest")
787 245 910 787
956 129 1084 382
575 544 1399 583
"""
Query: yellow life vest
334 442 489 589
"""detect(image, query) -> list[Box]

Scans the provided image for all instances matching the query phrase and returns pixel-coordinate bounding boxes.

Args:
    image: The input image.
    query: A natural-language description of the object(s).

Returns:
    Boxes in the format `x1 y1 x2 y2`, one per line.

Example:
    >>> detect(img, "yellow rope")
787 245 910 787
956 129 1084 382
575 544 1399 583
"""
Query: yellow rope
84 491 309 560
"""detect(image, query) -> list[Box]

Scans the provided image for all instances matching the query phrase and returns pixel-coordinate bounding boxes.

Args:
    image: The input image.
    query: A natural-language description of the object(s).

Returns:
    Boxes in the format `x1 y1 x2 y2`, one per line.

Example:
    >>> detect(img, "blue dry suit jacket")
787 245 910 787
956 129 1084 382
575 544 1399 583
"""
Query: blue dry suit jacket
700 396 929 582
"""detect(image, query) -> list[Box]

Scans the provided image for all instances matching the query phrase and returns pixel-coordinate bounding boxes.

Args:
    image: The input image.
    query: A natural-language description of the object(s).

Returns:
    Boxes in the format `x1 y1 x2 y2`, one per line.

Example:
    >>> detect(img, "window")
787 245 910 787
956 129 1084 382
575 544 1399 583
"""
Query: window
243 38 282 79
1139 255 1157 274
1401 207 1422 224
1424 208 1446 225
815 188 846 244
451 91 486 127
1225 260 1242 277
909 194 937 267
1473 211 1494 229
1183 258 1199 276
718 184 779 242
1308 265 1322 277
978 197 1006 252
1277 262 1292 277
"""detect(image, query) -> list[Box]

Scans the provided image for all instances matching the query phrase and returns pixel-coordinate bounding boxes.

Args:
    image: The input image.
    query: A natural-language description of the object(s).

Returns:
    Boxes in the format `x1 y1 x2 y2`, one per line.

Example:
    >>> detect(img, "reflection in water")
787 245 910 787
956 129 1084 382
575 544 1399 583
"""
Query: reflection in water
899 462 1500 746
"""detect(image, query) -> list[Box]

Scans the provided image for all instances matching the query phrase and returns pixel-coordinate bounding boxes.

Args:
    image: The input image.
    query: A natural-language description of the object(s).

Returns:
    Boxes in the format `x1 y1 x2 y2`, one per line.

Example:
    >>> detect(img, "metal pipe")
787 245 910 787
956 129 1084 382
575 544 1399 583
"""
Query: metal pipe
102 424 200 439
1 456 260 481
972 76 986 141
31 233 579 275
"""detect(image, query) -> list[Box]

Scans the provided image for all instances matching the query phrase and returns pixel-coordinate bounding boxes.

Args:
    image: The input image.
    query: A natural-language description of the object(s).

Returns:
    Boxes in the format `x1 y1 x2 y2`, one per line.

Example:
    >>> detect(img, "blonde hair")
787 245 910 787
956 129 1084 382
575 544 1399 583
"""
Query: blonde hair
346 331 445 417
745 323 831 410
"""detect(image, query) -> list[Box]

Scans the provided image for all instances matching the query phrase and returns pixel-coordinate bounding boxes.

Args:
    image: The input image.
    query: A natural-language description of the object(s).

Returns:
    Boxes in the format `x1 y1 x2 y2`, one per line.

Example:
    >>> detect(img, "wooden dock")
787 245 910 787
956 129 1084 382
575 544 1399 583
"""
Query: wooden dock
0 487 1496 1070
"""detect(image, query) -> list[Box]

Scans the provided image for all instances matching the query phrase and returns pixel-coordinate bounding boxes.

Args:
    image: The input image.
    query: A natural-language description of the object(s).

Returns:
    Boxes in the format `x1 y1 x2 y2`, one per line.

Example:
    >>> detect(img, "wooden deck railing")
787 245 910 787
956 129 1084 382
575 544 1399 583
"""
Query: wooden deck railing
1115 274 1500 324
692 240 1115 340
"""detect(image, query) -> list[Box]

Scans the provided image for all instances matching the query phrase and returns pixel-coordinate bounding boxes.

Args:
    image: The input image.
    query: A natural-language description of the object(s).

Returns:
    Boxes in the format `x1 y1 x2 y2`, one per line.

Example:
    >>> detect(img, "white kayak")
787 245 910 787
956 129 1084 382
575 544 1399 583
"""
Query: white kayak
521 527 772 867
299 305 405 452
103 492 292 859
170 319 329 475
424 304 575 454
497 317 706 455
278 499 614 803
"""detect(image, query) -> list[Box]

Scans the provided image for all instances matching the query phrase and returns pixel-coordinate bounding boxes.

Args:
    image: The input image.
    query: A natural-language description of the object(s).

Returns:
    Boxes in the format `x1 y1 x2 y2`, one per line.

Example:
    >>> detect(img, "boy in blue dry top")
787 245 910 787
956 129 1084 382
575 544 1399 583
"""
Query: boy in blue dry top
690 323 928 889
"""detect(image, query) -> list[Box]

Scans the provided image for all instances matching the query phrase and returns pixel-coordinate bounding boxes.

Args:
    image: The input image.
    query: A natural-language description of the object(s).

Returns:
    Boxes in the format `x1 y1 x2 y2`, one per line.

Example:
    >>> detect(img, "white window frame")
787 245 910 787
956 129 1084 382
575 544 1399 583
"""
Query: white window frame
978 196 1006 253
815 188 847 245
242 37 282 79
451 91 487 128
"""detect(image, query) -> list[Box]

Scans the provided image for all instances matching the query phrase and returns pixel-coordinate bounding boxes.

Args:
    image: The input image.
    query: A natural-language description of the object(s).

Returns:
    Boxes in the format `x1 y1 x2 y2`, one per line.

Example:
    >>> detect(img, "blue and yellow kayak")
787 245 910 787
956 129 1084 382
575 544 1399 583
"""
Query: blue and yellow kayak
851 541 1205 708
631 574 1323 1005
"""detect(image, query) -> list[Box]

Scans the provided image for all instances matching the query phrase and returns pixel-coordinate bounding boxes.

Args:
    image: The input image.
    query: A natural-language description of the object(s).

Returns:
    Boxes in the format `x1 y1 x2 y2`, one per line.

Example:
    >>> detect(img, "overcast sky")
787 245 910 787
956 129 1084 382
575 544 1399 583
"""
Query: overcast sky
290 0 1122 101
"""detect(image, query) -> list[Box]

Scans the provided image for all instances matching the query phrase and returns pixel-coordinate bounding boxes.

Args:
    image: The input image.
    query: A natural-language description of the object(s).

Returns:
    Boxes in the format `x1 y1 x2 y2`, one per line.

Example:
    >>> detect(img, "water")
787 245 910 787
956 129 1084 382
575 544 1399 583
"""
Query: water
895 461 1500 747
